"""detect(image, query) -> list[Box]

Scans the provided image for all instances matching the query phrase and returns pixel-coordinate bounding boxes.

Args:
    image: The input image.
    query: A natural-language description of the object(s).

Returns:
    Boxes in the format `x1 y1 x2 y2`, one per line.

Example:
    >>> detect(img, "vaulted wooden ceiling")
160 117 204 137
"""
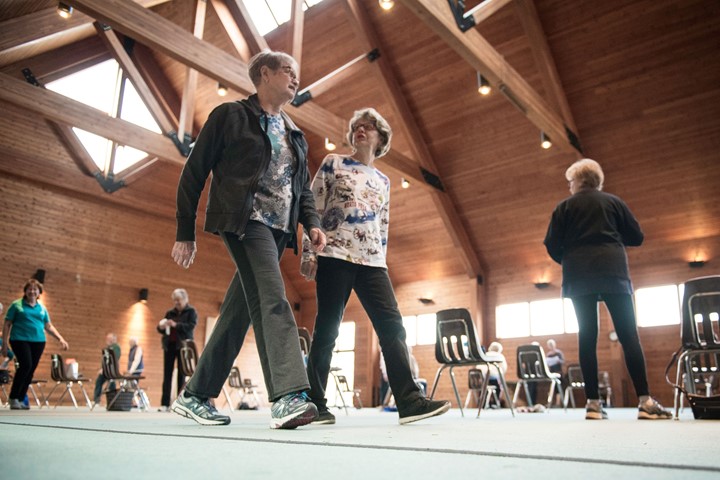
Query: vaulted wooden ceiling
1 0 719 306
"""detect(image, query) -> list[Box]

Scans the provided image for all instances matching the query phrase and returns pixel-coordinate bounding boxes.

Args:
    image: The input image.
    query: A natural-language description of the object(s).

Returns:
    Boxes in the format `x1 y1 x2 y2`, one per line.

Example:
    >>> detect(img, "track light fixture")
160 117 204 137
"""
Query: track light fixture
379 0 395 10
477 72 491 96
57 2 73 18
400 178 410 189
541 131 552 149
324 138 336 151
217 83 228 96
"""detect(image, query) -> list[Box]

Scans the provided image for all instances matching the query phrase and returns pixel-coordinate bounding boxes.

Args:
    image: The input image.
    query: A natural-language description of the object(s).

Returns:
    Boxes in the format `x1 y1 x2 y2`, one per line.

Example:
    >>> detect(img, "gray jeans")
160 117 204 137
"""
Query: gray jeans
185 221 309 402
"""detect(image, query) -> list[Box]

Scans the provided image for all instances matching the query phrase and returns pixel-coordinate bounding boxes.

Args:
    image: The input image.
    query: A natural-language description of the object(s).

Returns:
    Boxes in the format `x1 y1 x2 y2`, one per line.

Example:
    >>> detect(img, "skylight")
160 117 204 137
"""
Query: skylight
46 59 161 176
243 0 325 36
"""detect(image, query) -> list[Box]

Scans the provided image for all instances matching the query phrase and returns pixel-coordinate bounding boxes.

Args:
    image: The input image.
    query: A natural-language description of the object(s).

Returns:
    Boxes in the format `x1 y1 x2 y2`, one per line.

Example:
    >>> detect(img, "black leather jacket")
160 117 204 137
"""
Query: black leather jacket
176 94 321 252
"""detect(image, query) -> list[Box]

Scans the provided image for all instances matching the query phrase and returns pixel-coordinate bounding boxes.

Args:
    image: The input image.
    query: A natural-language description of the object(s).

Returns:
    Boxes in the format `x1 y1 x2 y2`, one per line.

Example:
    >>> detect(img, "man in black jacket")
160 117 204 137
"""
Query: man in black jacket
171 51 326 429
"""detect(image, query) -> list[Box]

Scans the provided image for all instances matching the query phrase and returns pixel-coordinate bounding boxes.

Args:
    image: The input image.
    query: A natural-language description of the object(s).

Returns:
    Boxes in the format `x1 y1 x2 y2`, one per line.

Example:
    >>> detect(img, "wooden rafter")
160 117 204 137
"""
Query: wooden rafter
466 0 514 25
292 51 371 105
342 0 482 278
214 0 269 55
130 43 181 128
512 0 578 135
48 122 101 177
0 73 185 165
398 0 581 154
208 0 252 61
94 23 175 133
287 0 305 69
178 0 208 141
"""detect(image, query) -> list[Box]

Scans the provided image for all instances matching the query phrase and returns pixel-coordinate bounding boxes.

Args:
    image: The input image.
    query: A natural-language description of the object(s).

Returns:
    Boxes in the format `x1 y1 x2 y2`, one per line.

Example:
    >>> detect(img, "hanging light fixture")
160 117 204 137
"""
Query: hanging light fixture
57 2 73 18
379 0 394 10
217 83 228 96
477 72 491 96
541 131 552 149
324 138 336 151
401 178 410 189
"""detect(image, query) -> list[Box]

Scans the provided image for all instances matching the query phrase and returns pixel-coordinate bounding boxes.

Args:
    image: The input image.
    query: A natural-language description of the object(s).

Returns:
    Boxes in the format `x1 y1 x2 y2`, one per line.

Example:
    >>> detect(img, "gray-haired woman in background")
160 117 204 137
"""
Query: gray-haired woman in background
544 158 671 420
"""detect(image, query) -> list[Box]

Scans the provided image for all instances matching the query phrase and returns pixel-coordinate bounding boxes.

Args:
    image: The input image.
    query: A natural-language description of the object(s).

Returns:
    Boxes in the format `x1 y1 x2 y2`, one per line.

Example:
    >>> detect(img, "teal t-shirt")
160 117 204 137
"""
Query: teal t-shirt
5 298 50 342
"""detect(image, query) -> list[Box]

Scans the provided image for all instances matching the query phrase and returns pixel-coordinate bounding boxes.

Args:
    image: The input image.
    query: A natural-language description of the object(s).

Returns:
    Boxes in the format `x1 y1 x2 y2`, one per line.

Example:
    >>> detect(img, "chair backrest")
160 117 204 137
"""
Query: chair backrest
179 340 198 377
468 368 485 390
337 374 350 391
297 327 312 356
228 366 242 388
516 344 554 380
101 348 122 380
50 354 65 382
681 276 720 349
435 308 483 365
566 364 585 388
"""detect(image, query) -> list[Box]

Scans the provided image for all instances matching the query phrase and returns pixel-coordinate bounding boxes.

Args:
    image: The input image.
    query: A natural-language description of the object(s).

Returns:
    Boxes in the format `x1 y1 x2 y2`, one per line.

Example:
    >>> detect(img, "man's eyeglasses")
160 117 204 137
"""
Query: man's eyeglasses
352 122 377 132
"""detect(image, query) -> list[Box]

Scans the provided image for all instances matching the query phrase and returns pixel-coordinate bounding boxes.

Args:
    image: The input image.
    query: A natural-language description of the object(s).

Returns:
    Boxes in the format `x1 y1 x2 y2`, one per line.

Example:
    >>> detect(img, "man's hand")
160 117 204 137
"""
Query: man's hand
172 241 197 269
308 228 326 252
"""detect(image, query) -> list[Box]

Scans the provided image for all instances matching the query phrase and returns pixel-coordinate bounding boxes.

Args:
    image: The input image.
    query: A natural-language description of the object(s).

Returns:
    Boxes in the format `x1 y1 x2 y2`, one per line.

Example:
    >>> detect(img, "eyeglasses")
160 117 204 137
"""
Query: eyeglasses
278 65 297 80
352 122 377 132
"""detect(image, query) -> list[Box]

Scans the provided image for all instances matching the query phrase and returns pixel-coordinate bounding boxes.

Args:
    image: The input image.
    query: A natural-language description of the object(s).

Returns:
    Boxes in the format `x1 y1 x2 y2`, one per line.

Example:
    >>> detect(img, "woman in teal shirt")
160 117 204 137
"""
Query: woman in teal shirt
1 279 68 410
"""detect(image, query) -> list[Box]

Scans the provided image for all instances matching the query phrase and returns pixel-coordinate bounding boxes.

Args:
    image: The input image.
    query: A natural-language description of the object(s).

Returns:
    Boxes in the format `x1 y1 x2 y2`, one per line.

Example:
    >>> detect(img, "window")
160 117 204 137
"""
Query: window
497 298 578 338
496 302 530 338
402 314 436 346
46 59 160 176
635 285 682 327
242 0 326 36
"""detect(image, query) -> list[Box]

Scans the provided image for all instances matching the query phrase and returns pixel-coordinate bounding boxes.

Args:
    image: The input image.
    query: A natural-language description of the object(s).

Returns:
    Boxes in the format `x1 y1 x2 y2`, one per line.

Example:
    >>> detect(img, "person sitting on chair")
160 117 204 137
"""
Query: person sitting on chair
94 333 120 407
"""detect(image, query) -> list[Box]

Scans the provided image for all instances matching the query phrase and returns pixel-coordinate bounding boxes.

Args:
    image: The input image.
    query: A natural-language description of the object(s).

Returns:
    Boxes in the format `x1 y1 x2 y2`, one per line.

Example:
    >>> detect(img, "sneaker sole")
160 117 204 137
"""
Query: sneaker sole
270 404 319 429
171 402 231 426
585 412 608 420
638 411 672 420
311 418 336 425
399 401 451 425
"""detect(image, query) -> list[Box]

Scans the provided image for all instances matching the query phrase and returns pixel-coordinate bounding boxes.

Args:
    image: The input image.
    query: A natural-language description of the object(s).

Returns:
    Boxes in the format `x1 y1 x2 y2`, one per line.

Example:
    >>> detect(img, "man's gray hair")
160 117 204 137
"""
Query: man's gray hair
566 158 604 191
172 288 189 301
248 51 298 87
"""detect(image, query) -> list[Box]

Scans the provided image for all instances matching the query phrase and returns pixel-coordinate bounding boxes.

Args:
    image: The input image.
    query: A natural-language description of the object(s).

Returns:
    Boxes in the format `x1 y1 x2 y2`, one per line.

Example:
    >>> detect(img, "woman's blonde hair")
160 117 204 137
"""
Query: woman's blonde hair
566 158 604 191
346 108 392 158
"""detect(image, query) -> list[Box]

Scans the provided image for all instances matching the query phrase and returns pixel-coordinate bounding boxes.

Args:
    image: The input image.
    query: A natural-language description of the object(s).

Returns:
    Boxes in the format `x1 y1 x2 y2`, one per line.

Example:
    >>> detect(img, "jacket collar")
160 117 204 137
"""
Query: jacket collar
241 94 302 135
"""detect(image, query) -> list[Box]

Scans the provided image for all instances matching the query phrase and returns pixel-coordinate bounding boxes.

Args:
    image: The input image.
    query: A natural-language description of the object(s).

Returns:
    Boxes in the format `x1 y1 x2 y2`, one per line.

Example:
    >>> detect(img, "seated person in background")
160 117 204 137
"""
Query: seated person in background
478 341 507 407
545 338 565 375
94 333 121 406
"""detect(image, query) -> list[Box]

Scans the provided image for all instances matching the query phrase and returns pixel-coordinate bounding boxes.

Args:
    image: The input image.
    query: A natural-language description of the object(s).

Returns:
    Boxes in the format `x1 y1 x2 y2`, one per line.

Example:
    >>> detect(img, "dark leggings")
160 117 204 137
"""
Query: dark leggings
571 293 649 400
9 340 45 401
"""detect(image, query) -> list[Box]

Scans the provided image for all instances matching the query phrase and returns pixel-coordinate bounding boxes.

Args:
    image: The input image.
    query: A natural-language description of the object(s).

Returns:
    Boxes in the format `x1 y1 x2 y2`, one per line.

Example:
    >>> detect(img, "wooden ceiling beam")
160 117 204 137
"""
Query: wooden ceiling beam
287 0 305 69
0 72 185 165
48 122 101 177
398 0 581 154
94 23 176 133
467 0 514 25
130 43 181 128
293 51 371 105
342 0 482 277
214 0 269 55
208 0 252 62
0 1 171 55
512 0 579 135
178 0 208 140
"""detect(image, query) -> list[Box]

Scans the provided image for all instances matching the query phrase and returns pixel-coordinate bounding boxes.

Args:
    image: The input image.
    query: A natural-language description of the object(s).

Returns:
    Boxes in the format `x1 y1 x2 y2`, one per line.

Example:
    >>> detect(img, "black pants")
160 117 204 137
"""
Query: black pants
571 293 649 400
9 340 45 401
307 257 421 413
161 346 183 407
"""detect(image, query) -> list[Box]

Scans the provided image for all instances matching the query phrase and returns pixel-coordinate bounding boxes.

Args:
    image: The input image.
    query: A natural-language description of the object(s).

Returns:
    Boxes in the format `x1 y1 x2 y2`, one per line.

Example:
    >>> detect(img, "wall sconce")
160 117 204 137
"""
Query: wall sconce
541 132 552 149
33 269 46 284
477 72 491 96
138 288 149 303
418 297 435 305
217 83 228 96
534 282 550 289
379 0 394 10
57 2 73 18
324 138 336 151
688 260 706 268
401 177 410 189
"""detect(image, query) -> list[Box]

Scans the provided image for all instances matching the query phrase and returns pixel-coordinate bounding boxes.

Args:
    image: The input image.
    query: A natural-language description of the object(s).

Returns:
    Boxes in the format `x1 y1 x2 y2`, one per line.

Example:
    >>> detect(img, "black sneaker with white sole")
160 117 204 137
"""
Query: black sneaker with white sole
398 398 451 425
312 409 336 425
172 392 231 426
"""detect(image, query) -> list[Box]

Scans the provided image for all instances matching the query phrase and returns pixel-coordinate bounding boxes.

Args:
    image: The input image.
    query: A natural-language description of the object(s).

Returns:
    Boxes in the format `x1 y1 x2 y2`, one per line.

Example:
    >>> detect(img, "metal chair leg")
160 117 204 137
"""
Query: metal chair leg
448 366 464 417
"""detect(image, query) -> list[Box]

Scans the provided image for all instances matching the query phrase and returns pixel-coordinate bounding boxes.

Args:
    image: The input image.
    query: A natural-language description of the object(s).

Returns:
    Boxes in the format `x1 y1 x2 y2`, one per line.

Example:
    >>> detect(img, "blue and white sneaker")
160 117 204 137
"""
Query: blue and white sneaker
270 392 318 429
172 393 231 426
